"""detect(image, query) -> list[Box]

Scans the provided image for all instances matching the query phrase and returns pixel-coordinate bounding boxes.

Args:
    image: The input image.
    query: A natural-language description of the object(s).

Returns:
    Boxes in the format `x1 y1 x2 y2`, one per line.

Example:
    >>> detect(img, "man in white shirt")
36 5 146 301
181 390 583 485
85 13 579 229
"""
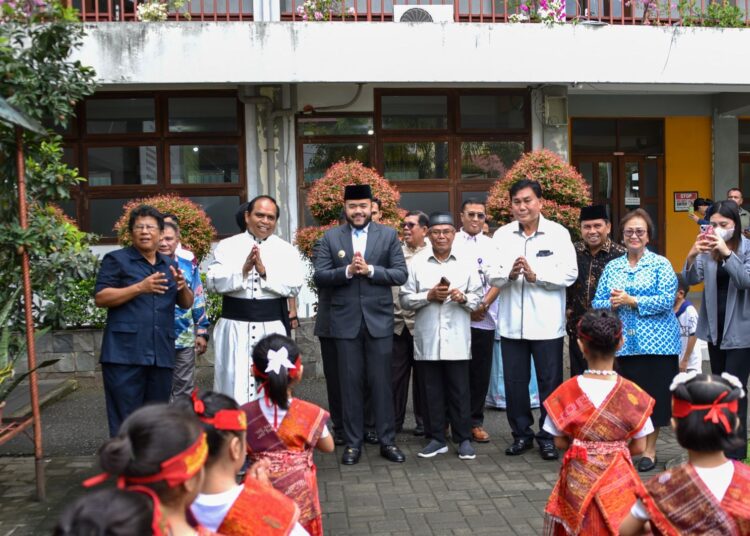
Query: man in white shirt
454 199 500 443
206 196 304 405
489 179 577 461
401 212 483 460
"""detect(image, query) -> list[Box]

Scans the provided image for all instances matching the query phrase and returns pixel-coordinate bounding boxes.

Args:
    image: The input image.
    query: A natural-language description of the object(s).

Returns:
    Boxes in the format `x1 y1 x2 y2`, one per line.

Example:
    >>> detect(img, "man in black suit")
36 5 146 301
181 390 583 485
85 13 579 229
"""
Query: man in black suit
313 184 408 465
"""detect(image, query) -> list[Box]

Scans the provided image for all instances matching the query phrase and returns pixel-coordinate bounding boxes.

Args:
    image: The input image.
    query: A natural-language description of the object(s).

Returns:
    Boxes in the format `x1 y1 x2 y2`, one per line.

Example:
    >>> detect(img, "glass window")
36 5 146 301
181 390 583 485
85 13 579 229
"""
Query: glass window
383 142 449 180
298 117 374 137
57 199 77 222
461 191 489 205
399 191 450 214
62 146 77 168
187 0 252 14
619 120 664 155
86 146 158 186
572 119 617 153
168 97 238 133
459 95 526 130
86 99 156 134
169 145 239 184
740 121 750 153
90 198 131 236
460 141 525 180
381 96 448 130
187 196 242 236
302 143 371 183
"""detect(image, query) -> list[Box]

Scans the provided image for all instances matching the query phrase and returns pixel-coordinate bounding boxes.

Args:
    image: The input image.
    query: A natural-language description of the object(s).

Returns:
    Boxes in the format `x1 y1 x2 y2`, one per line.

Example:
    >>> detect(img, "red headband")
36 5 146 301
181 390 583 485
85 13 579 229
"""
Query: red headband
672 391 739 434
83 433 208 489
192 390 247 431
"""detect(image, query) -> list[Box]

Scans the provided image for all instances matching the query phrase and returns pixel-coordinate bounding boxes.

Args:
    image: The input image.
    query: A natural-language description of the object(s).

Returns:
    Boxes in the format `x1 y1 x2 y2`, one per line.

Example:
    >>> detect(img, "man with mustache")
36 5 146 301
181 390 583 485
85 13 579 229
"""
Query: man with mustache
313 184 408 465
207 195 304 405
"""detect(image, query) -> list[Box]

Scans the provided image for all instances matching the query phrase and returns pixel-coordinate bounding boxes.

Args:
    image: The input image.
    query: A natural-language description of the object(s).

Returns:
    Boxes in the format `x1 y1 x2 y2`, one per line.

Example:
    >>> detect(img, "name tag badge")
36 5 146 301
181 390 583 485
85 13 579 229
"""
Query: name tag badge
537 250 553 257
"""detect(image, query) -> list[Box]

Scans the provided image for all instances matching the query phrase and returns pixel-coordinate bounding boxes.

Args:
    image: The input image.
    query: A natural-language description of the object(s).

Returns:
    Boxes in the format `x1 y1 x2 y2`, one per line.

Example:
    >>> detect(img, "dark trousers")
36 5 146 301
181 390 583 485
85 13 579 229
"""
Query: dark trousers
708 343 750 460
469 328 496 427
568 336 587 377
102 363 173 437
500 337 564 445
336 322 396 448
392 328 423 431
319 337 343 435
416 360 471 444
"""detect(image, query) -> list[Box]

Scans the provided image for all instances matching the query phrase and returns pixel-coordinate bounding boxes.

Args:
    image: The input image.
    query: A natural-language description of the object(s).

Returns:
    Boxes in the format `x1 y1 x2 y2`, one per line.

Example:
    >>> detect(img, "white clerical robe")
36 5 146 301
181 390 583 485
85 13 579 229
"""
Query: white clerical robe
206 231 304 404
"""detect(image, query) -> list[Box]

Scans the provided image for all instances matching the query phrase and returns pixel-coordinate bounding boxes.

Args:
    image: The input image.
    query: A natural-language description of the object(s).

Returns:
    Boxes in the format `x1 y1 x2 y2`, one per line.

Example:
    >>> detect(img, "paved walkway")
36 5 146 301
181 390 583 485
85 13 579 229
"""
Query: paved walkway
0 370 685 536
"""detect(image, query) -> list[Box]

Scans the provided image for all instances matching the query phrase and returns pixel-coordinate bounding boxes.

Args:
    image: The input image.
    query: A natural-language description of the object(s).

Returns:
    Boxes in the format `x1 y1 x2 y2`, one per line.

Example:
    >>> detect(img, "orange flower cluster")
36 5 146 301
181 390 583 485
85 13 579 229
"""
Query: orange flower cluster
486 149 590 240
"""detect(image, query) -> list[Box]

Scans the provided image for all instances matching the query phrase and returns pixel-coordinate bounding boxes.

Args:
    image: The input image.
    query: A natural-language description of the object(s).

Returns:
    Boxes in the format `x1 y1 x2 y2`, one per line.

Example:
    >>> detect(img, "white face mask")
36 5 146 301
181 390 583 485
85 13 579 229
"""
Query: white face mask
717 227 735 241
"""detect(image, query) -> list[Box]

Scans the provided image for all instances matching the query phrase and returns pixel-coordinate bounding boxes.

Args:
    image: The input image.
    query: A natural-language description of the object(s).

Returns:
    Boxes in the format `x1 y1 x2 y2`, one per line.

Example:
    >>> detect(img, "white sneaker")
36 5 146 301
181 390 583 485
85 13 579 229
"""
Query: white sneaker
417 440 448 458
458 440 476 460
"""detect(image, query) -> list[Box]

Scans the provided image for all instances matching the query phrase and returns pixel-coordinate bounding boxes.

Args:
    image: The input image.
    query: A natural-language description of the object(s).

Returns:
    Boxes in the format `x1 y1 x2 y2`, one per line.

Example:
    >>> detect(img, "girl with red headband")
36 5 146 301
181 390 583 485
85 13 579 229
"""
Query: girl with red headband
620 372 750 535
55 488 156 535
542 309 656 535
189 390 308 535
243 334 334 536
83 404 215 535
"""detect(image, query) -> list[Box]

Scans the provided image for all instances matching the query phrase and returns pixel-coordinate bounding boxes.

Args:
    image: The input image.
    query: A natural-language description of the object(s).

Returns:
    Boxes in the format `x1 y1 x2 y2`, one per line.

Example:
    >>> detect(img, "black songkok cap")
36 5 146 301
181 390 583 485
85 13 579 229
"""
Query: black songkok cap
344 184 373 200
579 204 608 222
428 211 455 228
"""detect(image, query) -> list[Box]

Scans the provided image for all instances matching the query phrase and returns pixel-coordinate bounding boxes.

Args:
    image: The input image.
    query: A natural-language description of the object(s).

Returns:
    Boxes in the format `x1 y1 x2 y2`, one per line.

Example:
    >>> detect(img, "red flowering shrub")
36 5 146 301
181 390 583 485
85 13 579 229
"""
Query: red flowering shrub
306 161 401 225
114 194 216 262
486 149 590 240
295 160 402 261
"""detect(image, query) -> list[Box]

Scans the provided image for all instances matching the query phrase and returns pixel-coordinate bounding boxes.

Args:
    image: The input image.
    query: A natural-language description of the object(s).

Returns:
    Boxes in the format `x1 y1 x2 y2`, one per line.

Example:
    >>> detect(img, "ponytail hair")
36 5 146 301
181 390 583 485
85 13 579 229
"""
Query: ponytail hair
54 488 153 536
671 373 745 452
577 309 623 356
97 404 202 503
251 334 302 410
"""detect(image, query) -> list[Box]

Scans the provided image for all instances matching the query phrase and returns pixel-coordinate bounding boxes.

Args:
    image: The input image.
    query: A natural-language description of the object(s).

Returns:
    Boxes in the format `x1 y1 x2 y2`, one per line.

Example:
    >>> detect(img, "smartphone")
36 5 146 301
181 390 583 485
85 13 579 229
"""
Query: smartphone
700 224 714 235
439 276 450 287
688 206 695 216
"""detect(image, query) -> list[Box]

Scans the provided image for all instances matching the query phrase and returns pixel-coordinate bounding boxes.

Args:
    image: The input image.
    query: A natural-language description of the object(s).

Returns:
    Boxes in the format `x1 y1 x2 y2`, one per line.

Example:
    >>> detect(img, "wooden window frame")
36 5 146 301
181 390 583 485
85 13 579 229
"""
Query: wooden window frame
61 90 246 242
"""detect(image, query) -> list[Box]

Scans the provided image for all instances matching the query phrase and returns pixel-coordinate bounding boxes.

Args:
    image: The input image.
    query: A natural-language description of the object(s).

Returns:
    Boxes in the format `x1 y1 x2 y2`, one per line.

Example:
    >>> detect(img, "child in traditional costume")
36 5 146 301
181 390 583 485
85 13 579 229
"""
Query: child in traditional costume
543 309 656 535
243 334 335 536
83 404 216 536
189 390 308 535
619 372 750 536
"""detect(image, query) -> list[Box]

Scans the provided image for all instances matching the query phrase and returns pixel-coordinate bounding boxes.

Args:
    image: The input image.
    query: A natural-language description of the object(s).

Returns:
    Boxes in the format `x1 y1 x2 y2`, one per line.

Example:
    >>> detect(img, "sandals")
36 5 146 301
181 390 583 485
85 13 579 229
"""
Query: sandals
637 456 657 472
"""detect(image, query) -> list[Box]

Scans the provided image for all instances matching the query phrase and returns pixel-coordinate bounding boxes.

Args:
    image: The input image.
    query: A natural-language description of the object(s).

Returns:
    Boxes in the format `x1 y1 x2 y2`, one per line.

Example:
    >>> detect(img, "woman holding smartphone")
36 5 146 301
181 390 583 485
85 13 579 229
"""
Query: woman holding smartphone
683 200 750 461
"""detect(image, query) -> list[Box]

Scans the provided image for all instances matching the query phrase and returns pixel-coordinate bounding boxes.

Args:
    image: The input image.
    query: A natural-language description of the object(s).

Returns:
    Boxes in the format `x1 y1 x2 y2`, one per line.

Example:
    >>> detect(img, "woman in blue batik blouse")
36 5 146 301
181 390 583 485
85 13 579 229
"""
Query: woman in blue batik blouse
592 208 681 473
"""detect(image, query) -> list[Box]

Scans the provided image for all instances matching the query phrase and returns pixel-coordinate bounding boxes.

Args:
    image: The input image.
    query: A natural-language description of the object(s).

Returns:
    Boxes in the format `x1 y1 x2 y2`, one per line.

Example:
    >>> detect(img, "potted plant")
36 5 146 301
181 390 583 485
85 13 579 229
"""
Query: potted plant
0 290 58 422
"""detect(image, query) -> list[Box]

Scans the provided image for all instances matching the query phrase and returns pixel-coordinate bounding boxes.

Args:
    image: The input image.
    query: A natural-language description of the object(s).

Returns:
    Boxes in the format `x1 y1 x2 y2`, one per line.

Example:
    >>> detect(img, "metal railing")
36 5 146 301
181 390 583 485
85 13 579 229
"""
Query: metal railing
71 0 253 21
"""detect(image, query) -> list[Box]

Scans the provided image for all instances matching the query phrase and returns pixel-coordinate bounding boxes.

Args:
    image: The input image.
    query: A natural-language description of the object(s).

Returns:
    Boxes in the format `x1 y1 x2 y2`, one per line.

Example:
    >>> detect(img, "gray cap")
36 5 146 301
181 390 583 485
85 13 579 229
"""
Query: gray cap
428 211 455 228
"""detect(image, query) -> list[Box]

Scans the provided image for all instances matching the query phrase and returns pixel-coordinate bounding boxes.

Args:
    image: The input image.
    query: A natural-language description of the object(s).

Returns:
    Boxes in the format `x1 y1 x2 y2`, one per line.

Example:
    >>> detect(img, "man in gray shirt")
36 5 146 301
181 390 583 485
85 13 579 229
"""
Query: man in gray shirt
400 212 483 461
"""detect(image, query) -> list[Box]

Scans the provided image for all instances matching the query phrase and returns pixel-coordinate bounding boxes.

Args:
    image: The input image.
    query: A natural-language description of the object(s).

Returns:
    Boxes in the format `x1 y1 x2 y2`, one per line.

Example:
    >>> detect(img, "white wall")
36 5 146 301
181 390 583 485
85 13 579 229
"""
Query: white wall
77 23 750 89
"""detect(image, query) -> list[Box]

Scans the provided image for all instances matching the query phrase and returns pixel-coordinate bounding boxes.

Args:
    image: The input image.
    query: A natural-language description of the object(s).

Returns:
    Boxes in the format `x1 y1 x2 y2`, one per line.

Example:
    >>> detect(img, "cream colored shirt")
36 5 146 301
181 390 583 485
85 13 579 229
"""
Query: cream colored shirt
399 248 483 361
393 240 428 335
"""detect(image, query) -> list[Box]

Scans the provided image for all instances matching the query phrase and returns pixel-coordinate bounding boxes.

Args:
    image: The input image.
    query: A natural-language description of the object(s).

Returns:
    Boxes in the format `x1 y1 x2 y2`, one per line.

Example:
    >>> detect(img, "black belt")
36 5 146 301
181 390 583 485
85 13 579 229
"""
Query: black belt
221 296 290 335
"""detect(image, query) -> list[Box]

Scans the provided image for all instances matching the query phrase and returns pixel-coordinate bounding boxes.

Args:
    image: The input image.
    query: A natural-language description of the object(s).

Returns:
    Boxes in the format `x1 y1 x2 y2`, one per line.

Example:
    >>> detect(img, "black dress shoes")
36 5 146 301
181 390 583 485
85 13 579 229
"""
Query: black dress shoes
505 438 534 456
380 444 406 463
333 430 345 446
341 447 361 465
539 443 560 461
364 431 379 445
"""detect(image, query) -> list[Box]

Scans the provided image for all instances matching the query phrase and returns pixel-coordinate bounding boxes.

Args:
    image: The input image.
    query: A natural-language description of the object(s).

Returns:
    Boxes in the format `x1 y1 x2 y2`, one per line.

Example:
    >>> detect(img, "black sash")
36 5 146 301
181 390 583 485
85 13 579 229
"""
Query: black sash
221 296 290 335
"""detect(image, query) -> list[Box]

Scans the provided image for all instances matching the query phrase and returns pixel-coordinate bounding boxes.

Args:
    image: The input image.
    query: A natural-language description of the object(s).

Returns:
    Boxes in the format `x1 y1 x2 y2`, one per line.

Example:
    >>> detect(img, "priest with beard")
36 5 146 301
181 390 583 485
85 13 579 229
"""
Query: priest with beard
313 184 408 465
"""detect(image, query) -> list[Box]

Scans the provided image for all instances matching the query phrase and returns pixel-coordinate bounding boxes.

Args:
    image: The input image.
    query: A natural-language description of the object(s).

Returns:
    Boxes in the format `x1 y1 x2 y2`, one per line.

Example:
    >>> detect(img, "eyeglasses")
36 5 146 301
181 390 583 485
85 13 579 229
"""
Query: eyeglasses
623 229 647 238
464 212 486 220
430 229 455 236
133 224 159 232
401 222 417 229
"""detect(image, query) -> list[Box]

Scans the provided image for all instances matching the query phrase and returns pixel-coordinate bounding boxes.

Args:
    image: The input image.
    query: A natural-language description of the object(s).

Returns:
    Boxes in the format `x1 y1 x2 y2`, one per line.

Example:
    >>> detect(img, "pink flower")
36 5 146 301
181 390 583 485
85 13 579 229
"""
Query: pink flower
313 9 323 18
520 3 529 11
